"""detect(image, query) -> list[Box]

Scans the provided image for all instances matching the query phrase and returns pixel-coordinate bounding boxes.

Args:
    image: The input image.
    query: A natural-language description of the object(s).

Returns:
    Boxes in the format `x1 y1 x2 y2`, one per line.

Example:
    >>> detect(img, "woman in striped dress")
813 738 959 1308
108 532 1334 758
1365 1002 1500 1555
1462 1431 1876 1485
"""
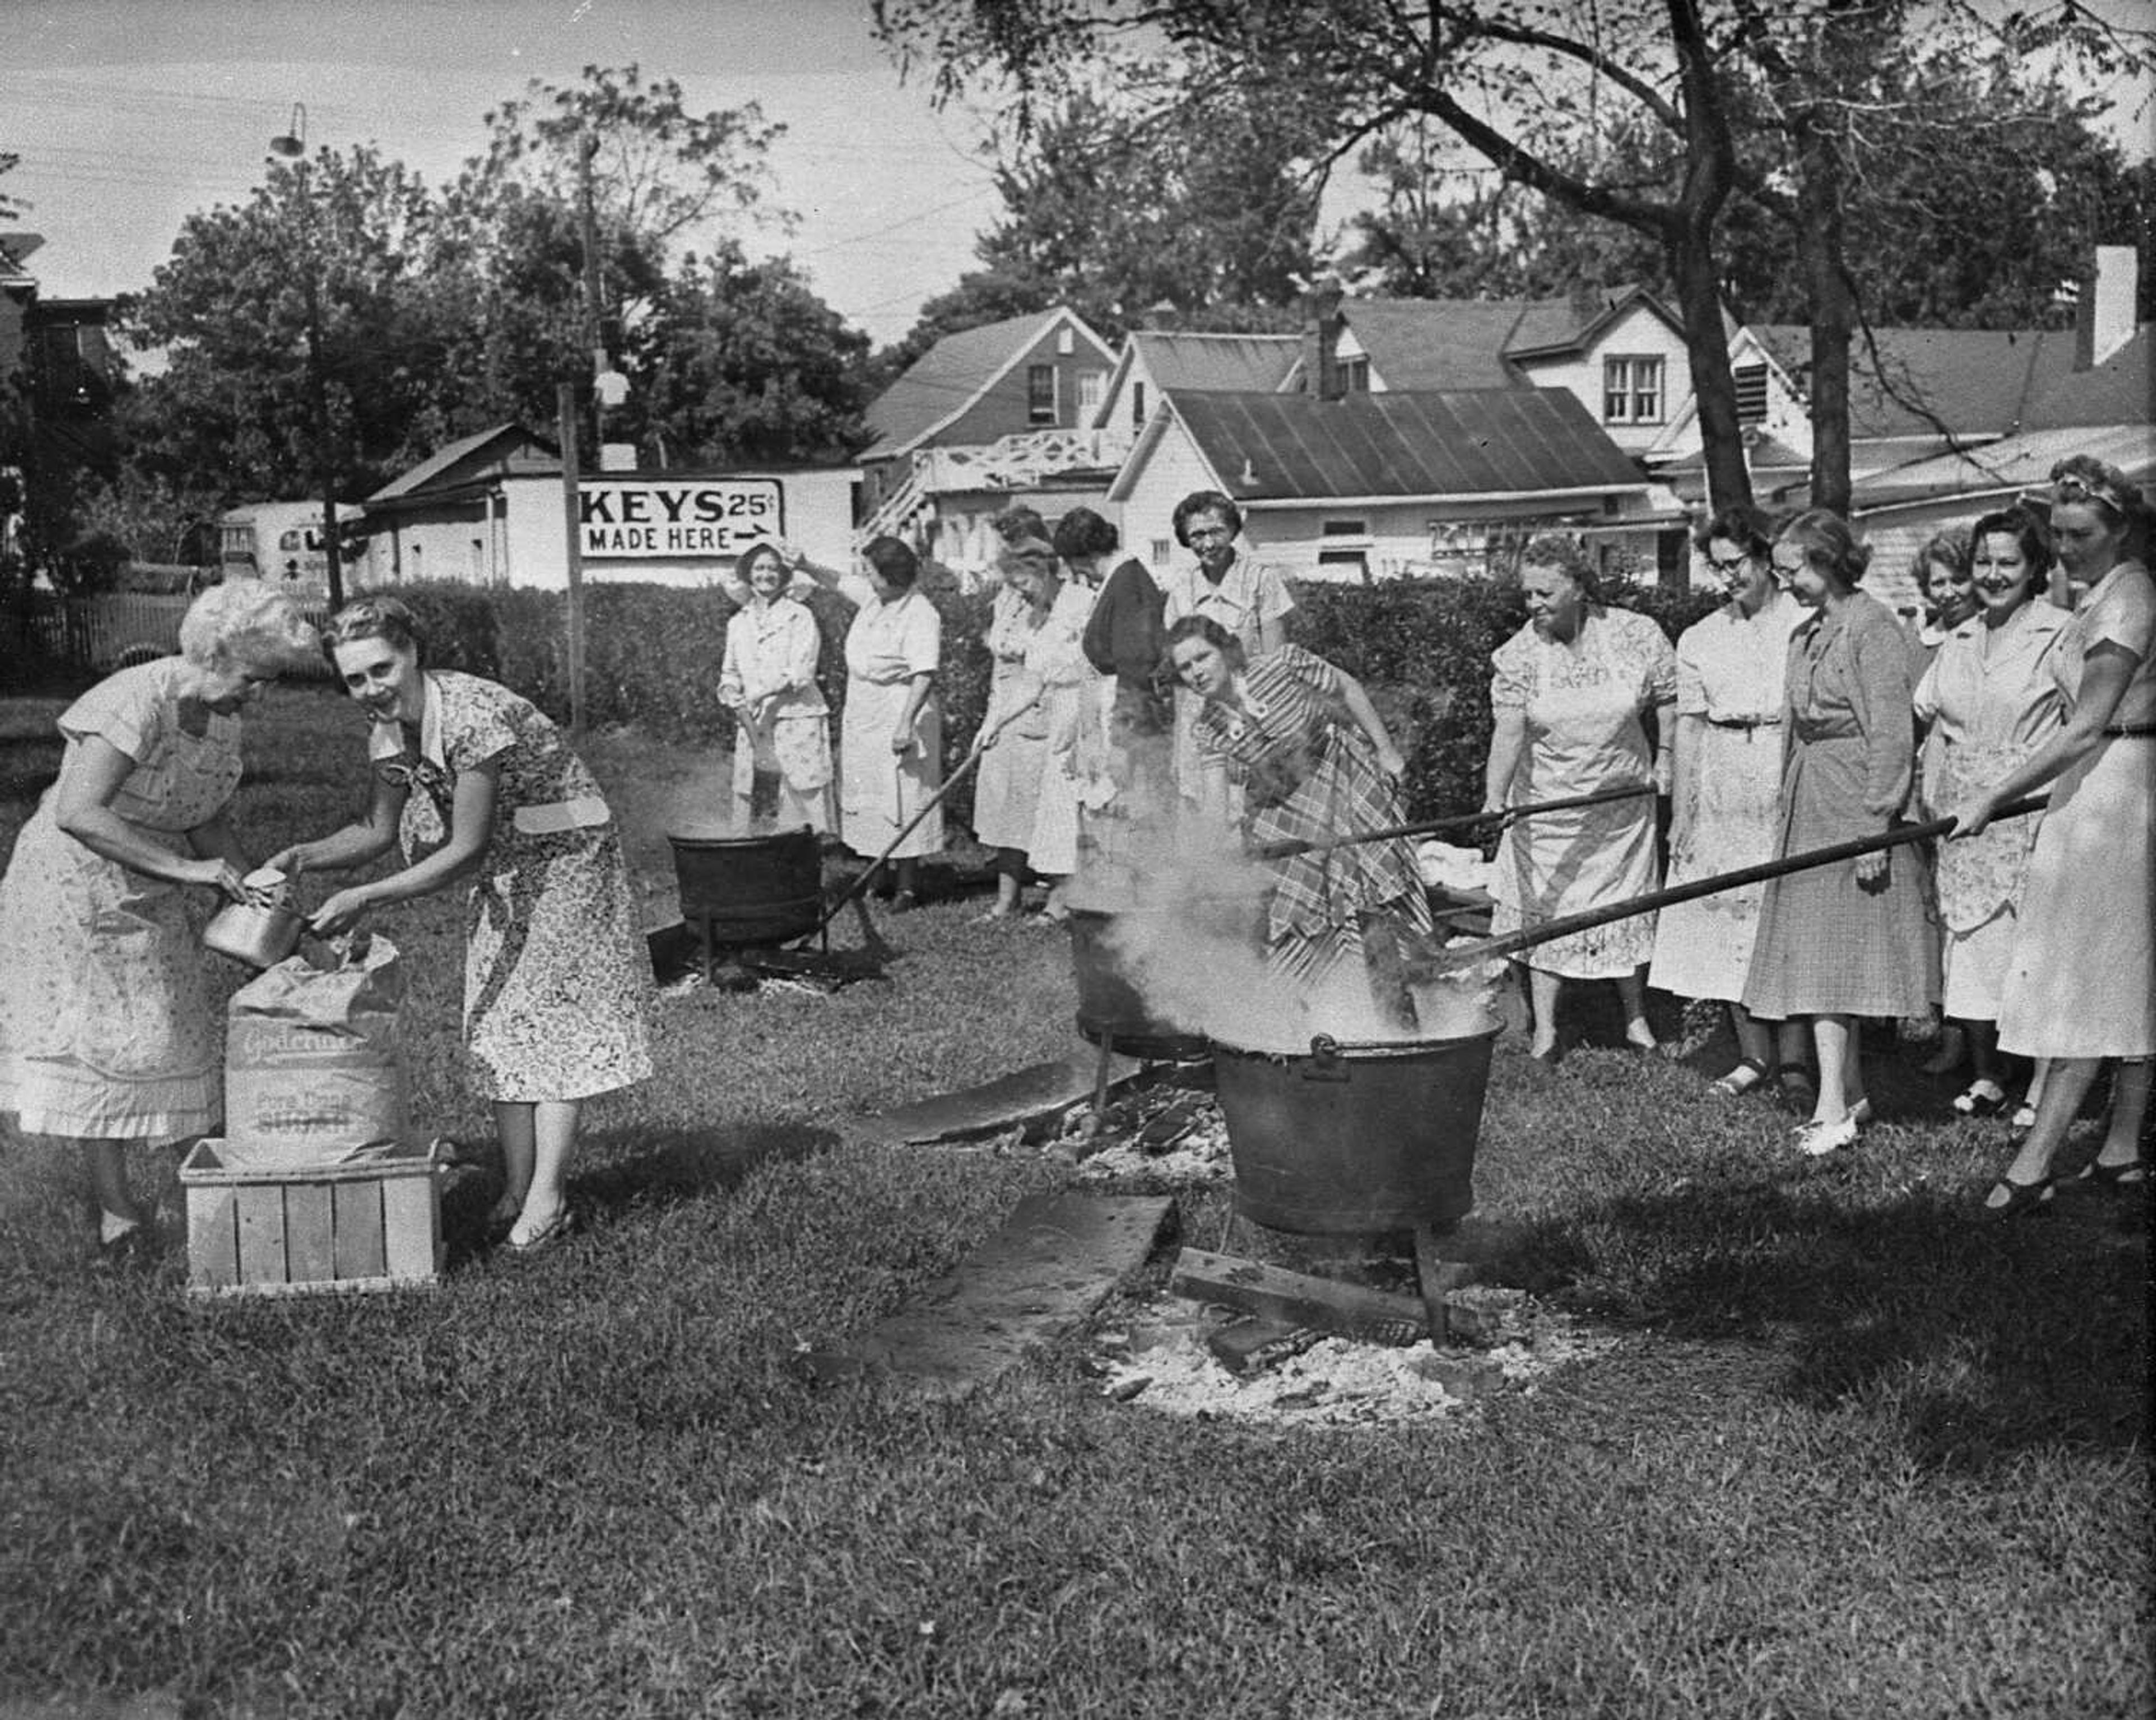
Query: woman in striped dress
1167 616 1433 1029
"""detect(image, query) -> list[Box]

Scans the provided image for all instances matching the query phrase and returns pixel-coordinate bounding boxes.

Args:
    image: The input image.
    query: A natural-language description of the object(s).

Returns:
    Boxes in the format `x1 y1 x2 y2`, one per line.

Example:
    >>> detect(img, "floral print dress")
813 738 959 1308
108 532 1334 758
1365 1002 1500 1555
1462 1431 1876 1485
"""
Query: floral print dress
372 670 654 1103
0 659 244 1142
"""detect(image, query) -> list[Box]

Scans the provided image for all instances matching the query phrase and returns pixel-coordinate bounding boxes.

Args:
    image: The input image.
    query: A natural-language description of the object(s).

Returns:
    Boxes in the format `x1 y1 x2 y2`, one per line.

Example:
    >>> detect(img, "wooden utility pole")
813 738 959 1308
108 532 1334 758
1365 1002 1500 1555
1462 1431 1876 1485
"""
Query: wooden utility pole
558 381 587 743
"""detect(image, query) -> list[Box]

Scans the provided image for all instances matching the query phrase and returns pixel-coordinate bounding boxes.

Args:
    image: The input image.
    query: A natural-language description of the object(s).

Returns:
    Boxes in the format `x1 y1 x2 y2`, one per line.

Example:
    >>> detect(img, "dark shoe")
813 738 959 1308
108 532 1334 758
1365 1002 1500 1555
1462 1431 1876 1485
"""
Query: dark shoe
1952 1079 2009 1118
505 1205 574 1255
1776 1071 1819 1117
93 1222 160 1268
1980 1176 2055 1219
2074 1156 2147 1190
1527 1041 1563 1068
1710 1056 1770 1099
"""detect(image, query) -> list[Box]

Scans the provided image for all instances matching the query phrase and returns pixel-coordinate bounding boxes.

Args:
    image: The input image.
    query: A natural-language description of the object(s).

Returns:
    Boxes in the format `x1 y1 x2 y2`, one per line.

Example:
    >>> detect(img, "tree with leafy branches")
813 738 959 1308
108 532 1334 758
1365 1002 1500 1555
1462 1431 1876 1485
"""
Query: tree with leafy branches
875 0 2154 512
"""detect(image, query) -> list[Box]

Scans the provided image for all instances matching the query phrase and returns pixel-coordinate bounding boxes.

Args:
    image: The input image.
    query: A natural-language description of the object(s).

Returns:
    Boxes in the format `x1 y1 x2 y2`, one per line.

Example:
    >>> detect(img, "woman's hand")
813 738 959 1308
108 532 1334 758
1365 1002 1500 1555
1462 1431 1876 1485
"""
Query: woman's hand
263 845 306 879
889 724 916 757
191 856 252 901
308 886 374 937
1374 742 1406 781
1949 791 1998 840
1854 848 1890 891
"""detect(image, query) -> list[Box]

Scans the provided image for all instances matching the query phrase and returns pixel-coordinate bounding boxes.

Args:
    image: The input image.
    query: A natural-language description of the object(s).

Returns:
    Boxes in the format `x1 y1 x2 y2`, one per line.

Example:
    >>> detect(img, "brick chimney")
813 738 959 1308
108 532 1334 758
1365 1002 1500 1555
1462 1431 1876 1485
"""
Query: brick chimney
1144 299 1182 332
2075 245 2139 371
1303 280 1346 400
1569 278 1607 337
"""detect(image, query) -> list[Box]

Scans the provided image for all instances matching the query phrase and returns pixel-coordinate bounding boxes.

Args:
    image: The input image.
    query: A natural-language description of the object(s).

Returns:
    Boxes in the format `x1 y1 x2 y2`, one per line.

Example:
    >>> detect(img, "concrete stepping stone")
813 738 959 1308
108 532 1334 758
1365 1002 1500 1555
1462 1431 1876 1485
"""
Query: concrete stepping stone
802 1191 1174 1398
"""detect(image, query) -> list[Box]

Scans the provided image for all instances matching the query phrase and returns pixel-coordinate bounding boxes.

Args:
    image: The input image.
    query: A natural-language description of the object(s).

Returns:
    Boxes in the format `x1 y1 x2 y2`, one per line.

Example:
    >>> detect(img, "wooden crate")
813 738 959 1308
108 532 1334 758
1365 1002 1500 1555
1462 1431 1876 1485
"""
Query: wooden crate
180 1138 444 1298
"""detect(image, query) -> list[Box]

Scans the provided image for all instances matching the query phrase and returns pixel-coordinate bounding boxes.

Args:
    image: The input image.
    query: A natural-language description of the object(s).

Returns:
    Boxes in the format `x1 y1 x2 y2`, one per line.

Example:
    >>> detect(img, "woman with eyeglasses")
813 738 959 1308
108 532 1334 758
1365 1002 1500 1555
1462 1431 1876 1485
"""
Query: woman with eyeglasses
1649 504 1812 1105
1951 455 2153 1215
1741 510 1940 1156
267 597 655 1254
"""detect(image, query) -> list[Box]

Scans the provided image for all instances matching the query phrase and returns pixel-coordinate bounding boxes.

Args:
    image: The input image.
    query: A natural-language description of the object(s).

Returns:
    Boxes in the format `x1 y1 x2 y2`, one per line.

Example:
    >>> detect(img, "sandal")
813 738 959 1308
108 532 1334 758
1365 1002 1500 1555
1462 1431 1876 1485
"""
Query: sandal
1952 1079 2009 1118
1794 1115 1861 1157
505 1205 574 1254
2009 1101 2039 1133
1980 1175 2055 1219
1710 1057 1771 1098
2075 1155 2148 1190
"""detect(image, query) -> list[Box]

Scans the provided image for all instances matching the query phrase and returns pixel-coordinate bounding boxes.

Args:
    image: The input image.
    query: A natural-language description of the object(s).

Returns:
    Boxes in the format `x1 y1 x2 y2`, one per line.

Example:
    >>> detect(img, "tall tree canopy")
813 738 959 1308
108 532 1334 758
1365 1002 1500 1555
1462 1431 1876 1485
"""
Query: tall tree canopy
120 65 869 519
877 0 2154 511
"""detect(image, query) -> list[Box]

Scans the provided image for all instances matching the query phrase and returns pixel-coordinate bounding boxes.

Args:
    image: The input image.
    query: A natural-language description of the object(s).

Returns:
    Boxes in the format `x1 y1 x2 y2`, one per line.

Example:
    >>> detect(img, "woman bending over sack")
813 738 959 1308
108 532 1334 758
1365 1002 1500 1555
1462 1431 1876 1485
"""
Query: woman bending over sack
269 597 655 1254
0 582 318 1259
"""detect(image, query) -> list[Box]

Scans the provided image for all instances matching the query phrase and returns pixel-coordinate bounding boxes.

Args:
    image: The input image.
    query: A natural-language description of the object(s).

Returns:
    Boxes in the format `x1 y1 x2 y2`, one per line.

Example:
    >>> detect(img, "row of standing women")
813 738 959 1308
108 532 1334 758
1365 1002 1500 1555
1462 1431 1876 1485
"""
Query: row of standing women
1491 457 2148 1214
0 587 656 1259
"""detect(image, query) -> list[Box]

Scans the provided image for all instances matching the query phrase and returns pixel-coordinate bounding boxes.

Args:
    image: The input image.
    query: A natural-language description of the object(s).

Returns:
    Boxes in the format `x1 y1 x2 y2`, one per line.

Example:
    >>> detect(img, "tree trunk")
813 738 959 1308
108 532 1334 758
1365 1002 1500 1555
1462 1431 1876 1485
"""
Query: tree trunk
1798 104 1853 515
1667 227 1753 515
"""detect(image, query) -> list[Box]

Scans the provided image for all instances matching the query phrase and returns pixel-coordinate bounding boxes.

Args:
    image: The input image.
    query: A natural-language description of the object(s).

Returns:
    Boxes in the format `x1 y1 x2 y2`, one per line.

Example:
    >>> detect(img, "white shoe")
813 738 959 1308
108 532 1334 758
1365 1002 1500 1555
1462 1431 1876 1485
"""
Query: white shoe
1794 1115 1860 1156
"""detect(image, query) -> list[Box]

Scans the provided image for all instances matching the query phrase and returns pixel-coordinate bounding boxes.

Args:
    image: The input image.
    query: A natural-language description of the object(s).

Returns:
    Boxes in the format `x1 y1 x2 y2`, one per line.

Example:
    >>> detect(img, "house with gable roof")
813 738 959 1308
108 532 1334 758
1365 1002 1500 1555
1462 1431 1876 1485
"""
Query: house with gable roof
857 305 1120 569
1093 322 1303 441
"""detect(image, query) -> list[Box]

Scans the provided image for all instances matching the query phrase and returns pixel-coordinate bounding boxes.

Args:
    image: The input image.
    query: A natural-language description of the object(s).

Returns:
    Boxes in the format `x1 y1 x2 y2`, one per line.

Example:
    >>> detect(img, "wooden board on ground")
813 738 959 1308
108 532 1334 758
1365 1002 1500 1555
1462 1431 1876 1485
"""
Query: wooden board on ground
801 1192 1174 1399
1168 1247 1434 1345
846 1042 1141 1146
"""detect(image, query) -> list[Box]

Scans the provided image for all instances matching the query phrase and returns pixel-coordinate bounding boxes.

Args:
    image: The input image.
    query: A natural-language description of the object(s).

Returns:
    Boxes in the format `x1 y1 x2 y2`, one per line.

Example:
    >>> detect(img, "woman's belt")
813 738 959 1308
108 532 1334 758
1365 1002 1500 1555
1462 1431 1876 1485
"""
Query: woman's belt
1705 713 1781 730
1790 716 1860 741
510 795 612 836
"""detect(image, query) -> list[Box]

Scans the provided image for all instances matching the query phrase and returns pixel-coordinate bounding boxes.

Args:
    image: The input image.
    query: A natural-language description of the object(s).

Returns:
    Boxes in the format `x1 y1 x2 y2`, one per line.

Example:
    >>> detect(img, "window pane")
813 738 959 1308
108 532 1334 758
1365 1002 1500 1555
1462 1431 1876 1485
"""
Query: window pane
1027 364 1056 423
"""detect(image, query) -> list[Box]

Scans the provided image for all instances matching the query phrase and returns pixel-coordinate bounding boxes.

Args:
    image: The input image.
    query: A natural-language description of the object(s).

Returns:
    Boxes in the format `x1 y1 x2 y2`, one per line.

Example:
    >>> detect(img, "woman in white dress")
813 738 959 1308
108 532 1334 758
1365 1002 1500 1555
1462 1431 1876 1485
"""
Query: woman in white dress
1952 456 2154 1216
717 542 834 834
1911 504 2069 1120
0 582 317 1257
798 536 944 911
970 537 1057 919
1649 505 1812 1104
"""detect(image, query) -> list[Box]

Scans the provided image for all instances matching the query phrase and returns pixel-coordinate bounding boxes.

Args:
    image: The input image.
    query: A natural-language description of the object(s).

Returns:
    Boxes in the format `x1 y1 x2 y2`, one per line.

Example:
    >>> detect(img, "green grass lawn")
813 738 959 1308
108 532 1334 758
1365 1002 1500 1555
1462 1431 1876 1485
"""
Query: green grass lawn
2 683 2148 1719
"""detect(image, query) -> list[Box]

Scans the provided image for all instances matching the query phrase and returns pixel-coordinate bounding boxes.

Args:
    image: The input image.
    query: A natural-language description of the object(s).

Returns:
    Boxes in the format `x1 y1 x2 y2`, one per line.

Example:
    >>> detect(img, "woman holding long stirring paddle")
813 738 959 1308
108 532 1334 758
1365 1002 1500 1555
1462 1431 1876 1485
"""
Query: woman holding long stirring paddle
1742 511 1939 1157
1952 456 2154 1217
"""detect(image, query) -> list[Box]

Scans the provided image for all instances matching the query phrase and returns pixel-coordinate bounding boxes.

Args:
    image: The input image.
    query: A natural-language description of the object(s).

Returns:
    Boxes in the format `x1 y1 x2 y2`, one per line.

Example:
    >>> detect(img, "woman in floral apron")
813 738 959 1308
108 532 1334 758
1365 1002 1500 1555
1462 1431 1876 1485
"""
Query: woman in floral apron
271 597 654 1254
1484 537 1675 1062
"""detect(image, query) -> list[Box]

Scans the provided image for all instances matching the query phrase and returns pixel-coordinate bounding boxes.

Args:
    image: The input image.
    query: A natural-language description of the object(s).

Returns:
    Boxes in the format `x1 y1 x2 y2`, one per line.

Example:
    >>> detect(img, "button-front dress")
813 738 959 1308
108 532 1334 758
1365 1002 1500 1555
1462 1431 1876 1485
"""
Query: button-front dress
1488 607 1676 979
1162 552 1296 822
1025 577 1102 877
719 594 834 832
837 582 944 861
372 670 654 1103
970 584 1051 854
0 660 243 1142
1911 600 2070 1021
1994 560 2155 1059
1650 590 1807 1002
1742 593 1940 1021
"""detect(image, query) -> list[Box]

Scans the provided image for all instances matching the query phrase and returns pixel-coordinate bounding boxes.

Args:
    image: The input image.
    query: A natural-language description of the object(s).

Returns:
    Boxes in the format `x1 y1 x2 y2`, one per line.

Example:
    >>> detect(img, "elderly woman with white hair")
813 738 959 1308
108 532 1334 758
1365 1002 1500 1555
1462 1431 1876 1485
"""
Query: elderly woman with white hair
0 579 318 1259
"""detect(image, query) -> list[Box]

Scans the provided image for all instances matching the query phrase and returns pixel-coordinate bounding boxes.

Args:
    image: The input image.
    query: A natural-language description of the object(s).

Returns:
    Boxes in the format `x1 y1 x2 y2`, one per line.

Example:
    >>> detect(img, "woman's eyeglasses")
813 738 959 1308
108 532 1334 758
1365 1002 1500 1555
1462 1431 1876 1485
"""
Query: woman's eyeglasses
1706 551 1755 573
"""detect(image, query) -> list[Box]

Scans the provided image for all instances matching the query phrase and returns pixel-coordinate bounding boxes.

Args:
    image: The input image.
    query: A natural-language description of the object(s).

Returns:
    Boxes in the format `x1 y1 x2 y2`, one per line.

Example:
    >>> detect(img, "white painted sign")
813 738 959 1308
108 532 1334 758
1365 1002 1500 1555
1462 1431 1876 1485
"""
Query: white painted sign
577 479 784 560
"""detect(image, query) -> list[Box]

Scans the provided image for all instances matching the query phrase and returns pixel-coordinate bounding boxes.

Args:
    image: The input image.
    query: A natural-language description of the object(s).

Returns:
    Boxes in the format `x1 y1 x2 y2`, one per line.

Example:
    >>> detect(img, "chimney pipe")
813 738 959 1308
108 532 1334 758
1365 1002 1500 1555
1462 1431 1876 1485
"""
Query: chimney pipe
1304 281 1345 401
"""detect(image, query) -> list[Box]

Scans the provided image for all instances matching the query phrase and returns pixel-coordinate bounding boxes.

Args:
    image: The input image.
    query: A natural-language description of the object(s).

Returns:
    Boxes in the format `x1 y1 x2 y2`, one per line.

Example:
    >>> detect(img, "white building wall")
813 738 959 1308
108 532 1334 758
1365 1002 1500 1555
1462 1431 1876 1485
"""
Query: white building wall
1112 417 1226 570
1522 304 1693 457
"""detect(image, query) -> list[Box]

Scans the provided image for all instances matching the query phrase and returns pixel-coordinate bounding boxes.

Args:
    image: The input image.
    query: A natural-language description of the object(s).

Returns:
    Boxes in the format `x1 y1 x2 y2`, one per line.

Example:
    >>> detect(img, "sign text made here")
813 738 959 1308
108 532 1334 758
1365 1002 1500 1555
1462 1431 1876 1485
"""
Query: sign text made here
579 479 785 559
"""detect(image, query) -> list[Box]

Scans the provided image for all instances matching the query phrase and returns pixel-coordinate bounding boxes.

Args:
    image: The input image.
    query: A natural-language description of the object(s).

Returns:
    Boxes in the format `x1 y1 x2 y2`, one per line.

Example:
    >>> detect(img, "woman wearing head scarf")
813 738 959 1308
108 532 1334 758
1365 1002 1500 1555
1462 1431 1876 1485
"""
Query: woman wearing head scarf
1951 456 2153 1214
1483 536 1677 1062
1742 510 1940 1156
269 596 655 1253
0 581 318 1258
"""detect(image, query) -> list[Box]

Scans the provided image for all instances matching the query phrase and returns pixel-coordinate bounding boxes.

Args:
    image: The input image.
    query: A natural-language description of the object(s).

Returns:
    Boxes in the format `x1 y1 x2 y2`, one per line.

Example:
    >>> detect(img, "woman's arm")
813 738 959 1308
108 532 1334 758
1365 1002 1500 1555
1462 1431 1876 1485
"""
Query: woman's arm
54 737 248 899
267 772 406 879
185 811 254 879
893 671 934 756
1333 665 1406 779
717 620 749 710
1482 706 1527 812
309 763 499 933
1953 642 2142 835
1666 713 1703 845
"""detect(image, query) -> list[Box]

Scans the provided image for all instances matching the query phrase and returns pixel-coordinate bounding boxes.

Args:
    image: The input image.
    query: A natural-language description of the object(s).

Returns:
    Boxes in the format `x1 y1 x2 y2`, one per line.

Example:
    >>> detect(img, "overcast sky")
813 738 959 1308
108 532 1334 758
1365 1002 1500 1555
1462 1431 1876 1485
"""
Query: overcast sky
0 0 1006 346
3 0 2150 353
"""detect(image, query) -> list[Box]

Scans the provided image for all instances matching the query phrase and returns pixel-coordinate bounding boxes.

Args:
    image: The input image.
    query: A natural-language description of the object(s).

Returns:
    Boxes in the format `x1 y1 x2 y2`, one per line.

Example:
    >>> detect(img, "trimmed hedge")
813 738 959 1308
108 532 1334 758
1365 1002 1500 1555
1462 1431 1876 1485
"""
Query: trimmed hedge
372 574 1718 836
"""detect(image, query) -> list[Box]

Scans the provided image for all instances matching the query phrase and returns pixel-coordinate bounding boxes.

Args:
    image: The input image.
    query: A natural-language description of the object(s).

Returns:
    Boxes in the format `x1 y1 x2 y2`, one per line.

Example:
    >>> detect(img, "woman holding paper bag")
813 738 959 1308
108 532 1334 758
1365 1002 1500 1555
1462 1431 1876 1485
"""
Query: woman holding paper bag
268 596 654 1254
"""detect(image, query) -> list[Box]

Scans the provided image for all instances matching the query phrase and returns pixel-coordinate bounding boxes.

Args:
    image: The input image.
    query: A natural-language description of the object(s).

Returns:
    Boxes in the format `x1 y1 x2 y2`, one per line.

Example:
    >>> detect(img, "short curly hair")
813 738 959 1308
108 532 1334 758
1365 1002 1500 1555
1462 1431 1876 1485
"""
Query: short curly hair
322 594 426 662
1776 509 1872 590
179 579 318 677
1171 490 1243 547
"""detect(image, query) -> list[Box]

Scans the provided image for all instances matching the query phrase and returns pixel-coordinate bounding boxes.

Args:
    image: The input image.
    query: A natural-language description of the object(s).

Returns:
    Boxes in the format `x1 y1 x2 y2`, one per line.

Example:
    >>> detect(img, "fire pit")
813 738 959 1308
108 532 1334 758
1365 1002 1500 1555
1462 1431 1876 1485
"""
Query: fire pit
1209 1023 1500 1237
667 826 825 982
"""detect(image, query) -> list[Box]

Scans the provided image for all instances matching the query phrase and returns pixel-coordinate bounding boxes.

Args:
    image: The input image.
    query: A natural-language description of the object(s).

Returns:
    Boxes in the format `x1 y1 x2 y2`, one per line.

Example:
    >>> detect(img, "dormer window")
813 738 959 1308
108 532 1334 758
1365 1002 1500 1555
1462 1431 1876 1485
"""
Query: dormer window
1340 355 1371 392
1602 356 1664 424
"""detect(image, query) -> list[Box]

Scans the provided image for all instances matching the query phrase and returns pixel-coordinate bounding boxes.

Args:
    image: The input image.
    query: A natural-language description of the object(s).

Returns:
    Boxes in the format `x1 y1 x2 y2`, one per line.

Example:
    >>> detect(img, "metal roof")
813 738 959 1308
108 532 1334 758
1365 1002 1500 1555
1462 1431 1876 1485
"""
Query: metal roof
1748 324 2081 440
1159 388 1650 502
367 423 552 503
1127 330 1301 393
